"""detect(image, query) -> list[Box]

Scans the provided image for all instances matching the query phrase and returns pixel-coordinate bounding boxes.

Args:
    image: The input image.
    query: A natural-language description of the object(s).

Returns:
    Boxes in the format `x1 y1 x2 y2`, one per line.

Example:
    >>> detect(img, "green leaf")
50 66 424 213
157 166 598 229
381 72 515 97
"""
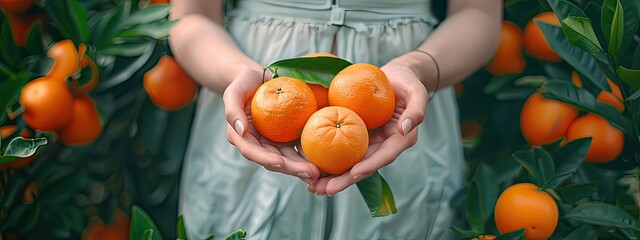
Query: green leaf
265 57 353 88
619 0 639 51
0 21 22 70
537 22 609 91
584 2 605 43
67 0 90 42
547 0 588 20
0 137 47 166
449 226 479 239
617 65 640 90
484 74 519 94
562 225 598 240
556 182 597 204
602 0 616 41
634 43 640 69
355 172 397 217
116 20 177 40
540 80 633 135
607 0 625 56
513 75 548 88
513 150 540 185
177 215 188 240
561 17 603 53
16 202 43 234
0 72 29 123
549 138 590 187
533 147 555 186
130 206 163 240
496 228 526 240
564 202 640 230
125 5 171 26
224 229 247 240
97 42 152 57
627 88 640 101
466 181 485 233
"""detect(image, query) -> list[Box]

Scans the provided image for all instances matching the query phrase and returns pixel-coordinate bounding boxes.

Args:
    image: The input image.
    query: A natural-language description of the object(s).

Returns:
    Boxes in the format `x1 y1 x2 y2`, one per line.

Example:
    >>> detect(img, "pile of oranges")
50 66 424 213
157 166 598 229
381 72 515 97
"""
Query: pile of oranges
485 12 561 75
19 40 103 146
251 54 395 175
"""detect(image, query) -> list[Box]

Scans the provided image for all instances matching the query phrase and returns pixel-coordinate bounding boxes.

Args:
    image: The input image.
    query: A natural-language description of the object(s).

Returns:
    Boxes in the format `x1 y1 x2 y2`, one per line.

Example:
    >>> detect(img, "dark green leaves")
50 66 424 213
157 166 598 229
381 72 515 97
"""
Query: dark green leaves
130 206 163 240
562 225 598 240
0 137 47 166
115 21 178 40
355 171 397 217
564 202 640 230
177 215 188 240
537 22 609 91
512 148 555 187
617 66 640 90
265 57 352 88
496 229 526 240
556 182 597 204
224 229 247 240
561 17 602 53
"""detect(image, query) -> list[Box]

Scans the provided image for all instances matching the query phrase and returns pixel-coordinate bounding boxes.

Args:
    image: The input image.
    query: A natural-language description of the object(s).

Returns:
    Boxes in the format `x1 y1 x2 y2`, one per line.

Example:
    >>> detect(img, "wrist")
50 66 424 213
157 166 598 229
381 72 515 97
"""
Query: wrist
392 50 440 93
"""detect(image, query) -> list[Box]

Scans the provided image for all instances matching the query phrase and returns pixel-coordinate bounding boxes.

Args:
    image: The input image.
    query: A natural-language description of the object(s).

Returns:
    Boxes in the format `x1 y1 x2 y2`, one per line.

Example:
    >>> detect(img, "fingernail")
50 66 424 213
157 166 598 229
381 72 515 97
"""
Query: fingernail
402 119 413 135
352 175 362 181
234 120 245 136
271 164 283 168
327 193 335 197
297 172 311 178
315 192 323 197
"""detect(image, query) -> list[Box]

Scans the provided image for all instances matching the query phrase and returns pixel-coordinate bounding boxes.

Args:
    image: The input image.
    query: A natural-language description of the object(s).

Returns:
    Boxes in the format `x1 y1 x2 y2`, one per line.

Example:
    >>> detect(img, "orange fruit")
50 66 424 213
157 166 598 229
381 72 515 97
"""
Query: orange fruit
329 63 395 130
143 56 199 111
5 13 42 47
570 71 582 88
520 92 578 145
471 235 496 240
82 211 130 240
494 183 558 240
485 21 526 75
251 77 317 142
301 106 368 174
56 96 103 146
596 78 624 112
0 126 18 139
307 84 329 109
0 0 35 14
572 73 624 112
47 39 80 80
461 120 483 139
565 113 624 163
20 77 74 131
524 12 562 62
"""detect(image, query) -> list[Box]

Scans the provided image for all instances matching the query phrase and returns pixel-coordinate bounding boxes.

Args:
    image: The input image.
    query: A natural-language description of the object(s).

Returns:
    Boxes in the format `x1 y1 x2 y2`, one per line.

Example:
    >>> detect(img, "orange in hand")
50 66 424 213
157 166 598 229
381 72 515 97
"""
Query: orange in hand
329 63 395 130
494 183 558 240
251 77 317 143
520 93 578 146
565 113 623 163
56 96 103 146
524 12 562 62
485 21 526 75
144 56 199 111
20 77 74 131
307 84 329 109
301 106 368 174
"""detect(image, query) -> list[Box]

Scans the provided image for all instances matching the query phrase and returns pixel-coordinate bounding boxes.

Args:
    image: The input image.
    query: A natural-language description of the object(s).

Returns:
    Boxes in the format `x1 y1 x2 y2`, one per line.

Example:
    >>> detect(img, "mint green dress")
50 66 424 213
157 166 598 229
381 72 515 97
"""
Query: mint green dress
179 0 464 239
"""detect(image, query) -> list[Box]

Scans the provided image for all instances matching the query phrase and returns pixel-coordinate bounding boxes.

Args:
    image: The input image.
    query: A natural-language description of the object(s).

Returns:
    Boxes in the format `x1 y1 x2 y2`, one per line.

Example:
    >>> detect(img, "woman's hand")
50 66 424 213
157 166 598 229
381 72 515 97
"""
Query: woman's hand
307 59 428 196
223 68 321 185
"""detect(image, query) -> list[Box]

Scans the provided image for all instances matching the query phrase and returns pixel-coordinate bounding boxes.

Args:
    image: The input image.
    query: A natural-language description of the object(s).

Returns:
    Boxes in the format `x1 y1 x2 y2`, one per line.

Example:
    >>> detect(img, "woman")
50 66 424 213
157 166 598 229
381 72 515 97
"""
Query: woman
170 0 500 239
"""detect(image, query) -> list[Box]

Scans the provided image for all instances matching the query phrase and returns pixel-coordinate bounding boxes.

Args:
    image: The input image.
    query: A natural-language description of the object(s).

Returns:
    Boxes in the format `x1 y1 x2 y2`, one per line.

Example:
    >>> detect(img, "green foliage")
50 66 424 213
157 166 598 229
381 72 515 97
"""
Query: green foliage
265 56 352 88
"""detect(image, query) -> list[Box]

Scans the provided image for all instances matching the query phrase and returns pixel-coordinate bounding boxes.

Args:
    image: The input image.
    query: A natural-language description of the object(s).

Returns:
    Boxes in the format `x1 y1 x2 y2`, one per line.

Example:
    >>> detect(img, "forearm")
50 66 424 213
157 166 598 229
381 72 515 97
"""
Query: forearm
393 1 502 90
169 2 262 93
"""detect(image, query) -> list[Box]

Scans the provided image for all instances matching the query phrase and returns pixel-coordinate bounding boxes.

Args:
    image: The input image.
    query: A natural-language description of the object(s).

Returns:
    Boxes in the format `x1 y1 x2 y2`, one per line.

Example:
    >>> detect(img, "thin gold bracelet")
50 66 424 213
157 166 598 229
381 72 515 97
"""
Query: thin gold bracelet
413 49 440 101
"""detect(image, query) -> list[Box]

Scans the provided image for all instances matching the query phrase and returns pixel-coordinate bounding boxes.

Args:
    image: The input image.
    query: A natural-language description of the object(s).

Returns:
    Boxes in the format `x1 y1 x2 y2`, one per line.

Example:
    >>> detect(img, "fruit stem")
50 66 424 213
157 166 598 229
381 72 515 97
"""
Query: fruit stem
335 122 341 128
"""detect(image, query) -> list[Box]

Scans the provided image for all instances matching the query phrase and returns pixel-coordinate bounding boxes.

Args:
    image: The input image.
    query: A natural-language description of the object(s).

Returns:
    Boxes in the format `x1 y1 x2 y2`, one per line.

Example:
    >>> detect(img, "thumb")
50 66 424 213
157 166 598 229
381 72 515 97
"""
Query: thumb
223 69 265 136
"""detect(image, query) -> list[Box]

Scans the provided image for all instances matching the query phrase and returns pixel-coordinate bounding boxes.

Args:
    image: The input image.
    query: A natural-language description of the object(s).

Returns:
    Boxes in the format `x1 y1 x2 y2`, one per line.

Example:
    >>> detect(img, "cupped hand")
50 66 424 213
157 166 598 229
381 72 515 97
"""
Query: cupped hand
307 61 428 196
223 68 321 185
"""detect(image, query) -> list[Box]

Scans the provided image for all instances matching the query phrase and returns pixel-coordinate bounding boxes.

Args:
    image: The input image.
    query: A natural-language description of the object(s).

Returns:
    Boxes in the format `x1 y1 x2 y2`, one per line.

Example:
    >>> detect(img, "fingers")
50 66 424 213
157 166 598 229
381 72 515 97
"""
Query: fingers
226 125 285 167
396 82 427 136
350 128 418 178
223 69 263 136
